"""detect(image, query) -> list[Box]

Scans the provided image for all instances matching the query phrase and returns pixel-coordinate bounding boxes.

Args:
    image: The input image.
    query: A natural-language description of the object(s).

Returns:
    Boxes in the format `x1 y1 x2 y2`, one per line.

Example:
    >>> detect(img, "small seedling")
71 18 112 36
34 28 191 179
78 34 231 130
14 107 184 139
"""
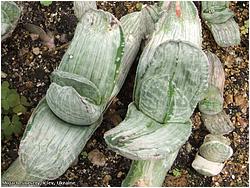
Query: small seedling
1 81 31 139
173 168 181 177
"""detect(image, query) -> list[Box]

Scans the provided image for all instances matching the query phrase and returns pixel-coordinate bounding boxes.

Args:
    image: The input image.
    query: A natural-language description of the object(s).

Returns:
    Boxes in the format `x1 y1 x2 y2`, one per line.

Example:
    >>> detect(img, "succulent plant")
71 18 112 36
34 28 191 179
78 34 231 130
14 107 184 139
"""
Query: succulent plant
1 1 156 185
1 1 21 40
192 51 234 176
105 2 209 186
201 1 240 47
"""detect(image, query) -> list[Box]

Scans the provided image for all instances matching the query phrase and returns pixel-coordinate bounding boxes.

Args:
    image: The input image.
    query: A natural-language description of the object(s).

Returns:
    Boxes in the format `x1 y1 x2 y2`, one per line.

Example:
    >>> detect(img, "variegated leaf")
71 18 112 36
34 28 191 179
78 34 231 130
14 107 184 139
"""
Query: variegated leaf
73 1 97 20
198 85 224 115
134 1 203 106
122 150 179 187
104 103 192 160
136 41 209 123
205 51 225 94
201 111 235 135
202 1 240 47
46 9 124 125
1 159 43 185
18 99 102 179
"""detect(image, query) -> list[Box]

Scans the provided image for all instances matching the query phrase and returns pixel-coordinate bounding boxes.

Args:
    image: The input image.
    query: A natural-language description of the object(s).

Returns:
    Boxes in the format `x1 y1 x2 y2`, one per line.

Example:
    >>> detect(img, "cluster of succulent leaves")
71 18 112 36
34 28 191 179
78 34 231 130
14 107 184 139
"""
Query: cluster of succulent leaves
240 19 249 35
1 81 30 139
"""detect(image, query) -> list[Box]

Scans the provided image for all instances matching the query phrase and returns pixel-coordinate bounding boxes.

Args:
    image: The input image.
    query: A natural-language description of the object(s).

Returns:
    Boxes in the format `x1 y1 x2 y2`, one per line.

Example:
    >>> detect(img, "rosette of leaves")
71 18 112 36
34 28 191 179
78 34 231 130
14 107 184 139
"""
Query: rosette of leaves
1 1 21 41
105 2 209 186
2 1 153 184
1 81 30 139
201 1 240 47
192 51 234 176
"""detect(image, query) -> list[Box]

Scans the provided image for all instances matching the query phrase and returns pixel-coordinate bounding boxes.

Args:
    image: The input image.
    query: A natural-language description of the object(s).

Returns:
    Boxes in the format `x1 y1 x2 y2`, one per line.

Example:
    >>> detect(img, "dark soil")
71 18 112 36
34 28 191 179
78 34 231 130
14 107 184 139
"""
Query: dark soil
1 1 249 187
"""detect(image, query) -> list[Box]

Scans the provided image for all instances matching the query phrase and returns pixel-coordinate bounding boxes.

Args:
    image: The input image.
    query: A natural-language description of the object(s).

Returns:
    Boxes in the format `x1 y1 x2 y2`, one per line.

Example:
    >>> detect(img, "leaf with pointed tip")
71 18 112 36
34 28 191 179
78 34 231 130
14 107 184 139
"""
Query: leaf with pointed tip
110 11 145 99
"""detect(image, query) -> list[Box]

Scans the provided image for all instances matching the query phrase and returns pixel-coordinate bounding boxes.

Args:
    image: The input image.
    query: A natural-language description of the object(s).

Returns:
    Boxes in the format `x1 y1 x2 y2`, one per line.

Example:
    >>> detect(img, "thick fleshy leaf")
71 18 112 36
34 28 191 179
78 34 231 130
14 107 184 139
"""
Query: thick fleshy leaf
192 154 224 176
46 9 125 125
57 9 124 104
110 11 145 99
199 140 233 163
205 51 225 94
201 111 235 135
1 159 42 185
46 83 101 125
1 1 21 40
19 99 102 179
4 6 146 183
104 103 192 160
202 1 240 47
198 85 223 115
73 1 97 20
136 41 209 123
122 150 179 187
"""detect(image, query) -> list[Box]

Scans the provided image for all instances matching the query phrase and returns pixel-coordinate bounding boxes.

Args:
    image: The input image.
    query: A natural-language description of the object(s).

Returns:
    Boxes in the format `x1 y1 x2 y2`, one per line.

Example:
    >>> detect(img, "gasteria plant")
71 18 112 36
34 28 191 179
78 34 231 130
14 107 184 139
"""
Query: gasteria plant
104 2 210 186
2 1 240 187
192 51 234 176
2 1 153 185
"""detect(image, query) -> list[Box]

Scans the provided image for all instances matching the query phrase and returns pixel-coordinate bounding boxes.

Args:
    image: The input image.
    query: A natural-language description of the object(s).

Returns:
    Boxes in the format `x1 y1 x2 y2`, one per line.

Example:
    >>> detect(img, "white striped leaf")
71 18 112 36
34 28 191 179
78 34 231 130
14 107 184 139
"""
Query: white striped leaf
136 41 209 123
73 1 97 20
46 9 124 125
104 103 192 160
122 150 179 187
134 1 204 107
205 51 225 94
201 1 240 47
198 85 223 115
4 6 147 183
201 111 235 135
19 99 102 180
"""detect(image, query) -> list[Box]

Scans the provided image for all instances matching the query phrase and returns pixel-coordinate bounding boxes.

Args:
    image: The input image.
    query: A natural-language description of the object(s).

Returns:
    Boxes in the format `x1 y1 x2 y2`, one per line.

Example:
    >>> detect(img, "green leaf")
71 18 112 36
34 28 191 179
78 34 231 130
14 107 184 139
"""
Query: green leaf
8 92 20 107
173 168 181 177
1 86 9 100
20 96 31 106
3 116 11 126
13 104 26 114
12 115 22 134
40 1 52 6
1 99 10 111
2 81 10 88
2 116 12 138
